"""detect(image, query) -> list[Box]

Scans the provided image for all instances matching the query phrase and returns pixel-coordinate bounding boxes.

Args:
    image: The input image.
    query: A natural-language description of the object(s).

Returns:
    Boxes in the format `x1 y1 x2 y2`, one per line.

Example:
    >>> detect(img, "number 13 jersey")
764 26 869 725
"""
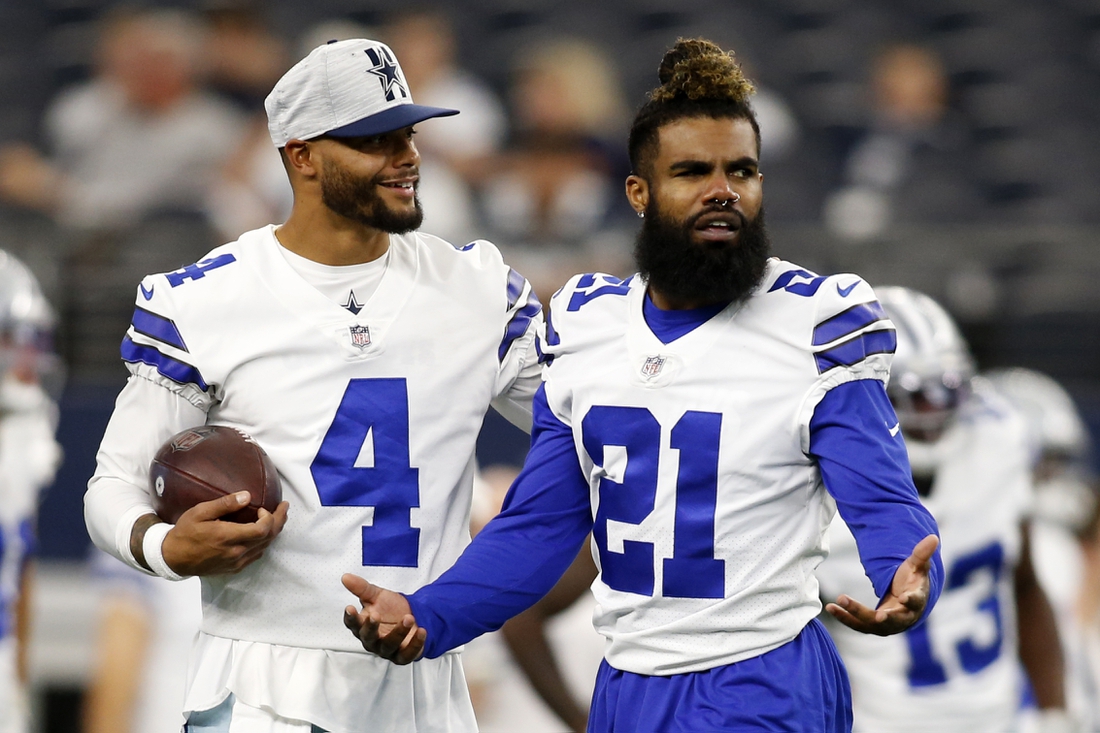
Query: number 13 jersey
816 382 1033 733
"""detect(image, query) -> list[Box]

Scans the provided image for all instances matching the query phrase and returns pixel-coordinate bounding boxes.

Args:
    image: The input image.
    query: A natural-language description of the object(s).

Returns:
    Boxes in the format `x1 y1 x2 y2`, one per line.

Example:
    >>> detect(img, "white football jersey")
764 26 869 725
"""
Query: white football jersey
0 383 61 733
540 259 894 676
817 379 1032 733
87 225 541 732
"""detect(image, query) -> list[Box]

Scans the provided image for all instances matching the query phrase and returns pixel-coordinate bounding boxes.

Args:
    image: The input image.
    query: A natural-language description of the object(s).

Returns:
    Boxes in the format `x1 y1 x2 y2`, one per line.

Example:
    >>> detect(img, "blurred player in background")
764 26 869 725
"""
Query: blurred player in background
0 251 63 733
496 546 599 733
82 548 201 733
459 474 603 733
1080 508 1100 733
83 38 541 732
986 367 1100 731
817 287 1073 733
344 38 942 732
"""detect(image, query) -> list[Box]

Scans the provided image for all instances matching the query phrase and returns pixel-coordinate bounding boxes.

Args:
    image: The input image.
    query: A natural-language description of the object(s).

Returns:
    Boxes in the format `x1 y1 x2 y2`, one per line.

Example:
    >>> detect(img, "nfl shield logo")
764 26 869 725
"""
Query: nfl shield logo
171 427 213 452
641 355 665 378
349 324 372 350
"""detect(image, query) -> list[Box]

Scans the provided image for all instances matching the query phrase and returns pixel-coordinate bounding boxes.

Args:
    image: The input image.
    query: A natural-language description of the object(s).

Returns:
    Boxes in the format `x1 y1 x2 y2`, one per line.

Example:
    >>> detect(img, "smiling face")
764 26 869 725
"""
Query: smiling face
626 115 770 309
312 127 423 233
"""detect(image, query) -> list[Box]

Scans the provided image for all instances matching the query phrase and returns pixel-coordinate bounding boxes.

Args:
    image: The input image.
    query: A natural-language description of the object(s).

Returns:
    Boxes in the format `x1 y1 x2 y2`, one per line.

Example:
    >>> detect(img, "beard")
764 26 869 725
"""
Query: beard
320 162 423 234
634 200 771 306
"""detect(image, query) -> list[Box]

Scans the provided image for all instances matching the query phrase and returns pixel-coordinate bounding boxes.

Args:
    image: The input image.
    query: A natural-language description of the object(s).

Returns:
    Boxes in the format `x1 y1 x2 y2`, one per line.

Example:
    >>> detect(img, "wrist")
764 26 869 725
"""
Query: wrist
129 513 162 571
142 522 186 581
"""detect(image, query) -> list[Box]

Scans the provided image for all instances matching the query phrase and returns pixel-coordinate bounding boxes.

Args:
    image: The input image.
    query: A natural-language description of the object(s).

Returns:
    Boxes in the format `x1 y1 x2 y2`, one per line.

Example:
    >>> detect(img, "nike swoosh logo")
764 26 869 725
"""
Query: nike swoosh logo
140 283 155 300
837 281 858 297
889 423 901 437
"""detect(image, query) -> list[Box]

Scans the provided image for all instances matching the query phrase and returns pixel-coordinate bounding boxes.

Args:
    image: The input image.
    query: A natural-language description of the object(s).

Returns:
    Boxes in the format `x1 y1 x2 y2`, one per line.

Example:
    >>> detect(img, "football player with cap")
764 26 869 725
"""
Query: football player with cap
84 39 543 732
816 287 1074 733
0 250 62 733
342 39 942 732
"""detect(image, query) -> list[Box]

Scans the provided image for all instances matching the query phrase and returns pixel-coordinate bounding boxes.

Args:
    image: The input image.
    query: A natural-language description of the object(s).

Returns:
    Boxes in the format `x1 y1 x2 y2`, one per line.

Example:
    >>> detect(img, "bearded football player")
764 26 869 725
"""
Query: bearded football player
344 38 944 733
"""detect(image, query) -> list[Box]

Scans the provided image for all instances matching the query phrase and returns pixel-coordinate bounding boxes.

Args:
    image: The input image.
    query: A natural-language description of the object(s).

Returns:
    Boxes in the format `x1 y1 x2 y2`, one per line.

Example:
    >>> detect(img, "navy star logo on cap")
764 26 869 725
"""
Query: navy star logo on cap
364 47 408 102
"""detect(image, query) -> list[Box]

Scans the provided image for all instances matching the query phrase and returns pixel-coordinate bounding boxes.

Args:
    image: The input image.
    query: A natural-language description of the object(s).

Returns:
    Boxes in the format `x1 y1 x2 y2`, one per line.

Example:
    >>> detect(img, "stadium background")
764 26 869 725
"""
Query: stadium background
1 0 1098 730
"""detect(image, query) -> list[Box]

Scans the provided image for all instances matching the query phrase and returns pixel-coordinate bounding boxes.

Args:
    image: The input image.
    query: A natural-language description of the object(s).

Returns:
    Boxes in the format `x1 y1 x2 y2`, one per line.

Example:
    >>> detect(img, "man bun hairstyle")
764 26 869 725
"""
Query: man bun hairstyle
629 38 760 177
652 38 756 103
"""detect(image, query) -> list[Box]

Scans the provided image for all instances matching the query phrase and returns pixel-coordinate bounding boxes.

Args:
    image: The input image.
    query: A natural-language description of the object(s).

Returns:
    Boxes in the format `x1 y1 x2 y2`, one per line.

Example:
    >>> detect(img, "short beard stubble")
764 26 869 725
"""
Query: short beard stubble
634 199 772 307
320 162 424 234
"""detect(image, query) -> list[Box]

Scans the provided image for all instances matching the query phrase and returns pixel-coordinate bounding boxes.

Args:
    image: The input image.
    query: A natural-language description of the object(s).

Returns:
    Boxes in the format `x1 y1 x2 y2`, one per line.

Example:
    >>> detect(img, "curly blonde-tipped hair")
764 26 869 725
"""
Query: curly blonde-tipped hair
651 38 755 104
628 38 760 176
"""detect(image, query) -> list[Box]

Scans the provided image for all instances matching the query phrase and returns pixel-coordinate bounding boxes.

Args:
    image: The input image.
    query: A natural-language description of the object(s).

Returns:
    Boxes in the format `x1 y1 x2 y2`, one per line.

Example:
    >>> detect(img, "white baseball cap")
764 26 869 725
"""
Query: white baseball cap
265 38 458 147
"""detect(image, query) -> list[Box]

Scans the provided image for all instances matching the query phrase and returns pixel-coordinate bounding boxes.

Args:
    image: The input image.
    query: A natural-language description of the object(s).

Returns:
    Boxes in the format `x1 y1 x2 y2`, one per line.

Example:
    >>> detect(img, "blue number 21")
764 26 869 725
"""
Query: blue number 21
311 379 420 567
581 405 725 599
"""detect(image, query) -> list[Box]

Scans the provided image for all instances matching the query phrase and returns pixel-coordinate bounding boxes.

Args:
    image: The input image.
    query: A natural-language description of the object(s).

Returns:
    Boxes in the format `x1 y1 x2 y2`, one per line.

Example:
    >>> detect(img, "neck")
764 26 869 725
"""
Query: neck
648 286 721 311
276 201 391 266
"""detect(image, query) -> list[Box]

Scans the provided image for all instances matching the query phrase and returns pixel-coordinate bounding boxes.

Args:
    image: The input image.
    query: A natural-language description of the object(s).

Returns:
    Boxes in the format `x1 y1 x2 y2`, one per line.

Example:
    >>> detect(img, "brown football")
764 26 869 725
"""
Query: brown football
150 426 282 524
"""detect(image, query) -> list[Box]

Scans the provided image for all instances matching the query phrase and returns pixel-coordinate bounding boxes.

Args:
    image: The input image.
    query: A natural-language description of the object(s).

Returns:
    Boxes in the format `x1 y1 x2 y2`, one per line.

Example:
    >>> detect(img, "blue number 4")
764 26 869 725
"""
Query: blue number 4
311 379 420 567
581 406 725 599
165 254 237 287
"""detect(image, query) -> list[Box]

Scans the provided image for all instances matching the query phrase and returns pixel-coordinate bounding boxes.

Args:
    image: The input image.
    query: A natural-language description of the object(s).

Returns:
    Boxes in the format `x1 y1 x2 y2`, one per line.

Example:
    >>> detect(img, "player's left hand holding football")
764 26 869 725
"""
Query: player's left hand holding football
342 573 426 664
825 534 939 636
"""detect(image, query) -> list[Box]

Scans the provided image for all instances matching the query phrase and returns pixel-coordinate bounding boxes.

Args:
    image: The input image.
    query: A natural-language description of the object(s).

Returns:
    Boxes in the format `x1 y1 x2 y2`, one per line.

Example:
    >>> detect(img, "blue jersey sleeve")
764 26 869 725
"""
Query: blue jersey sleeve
407 385 593 658
809 379 944 620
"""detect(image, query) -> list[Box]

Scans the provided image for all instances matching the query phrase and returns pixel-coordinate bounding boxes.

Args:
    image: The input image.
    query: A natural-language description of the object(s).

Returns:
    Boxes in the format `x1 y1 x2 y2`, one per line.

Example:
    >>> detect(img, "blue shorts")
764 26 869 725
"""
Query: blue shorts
588 619 852 732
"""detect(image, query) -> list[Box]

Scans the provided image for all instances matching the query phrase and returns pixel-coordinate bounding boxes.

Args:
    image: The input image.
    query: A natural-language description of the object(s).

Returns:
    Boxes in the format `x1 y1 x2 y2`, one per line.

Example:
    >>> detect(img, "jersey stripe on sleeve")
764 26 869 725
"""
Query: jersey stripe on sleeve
505 268 527 309
120 335 209 391
130 306 189 352
814 329 897 374
498 285 541 363
812 301 888 346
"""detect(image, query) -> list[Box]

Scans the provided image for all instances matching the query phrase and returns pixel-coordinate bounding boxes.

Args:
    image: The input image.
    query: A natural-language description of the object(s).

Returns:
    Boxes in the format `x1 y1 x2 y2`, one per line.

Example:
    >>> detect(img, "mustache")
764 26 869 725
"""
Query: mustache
687 205 746 227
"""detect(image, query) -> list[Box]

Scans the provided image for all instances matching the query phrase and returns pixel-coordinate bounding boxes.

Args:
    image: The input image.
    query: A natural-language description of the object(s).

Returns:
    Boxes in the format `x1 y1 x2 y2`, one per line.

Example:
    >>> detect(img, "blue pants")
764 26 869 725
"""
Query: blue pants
588 619 852 732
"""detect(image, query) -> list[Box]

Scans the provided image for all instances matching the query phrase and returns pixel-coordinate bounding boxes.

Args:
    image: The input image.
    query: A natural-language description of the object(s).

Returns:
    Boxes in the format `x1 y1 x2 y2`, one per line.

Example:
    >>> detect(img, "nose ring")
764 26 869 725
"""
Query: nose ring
712 193 740 207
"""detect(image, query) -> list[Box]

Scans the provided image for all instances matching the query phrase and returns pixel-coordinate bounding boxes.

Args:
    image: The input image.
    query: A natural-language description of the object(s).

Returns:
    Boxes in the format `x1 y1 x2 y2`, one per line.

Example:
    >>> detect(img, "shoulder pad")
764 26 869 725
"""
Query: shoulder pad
808 274 895 377
554 272 636 314
541 272 637 366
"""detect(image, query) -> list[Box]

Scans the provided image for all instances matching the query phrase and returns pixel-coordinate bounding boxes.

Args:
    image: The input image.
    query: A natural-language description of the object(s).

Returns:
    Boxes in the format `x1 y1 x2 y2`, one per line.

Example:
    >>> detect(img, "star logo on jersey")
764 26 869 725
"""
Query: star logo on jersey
348 324 372 350
343 291 364 315
641 355 666 379
364 47 408 102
